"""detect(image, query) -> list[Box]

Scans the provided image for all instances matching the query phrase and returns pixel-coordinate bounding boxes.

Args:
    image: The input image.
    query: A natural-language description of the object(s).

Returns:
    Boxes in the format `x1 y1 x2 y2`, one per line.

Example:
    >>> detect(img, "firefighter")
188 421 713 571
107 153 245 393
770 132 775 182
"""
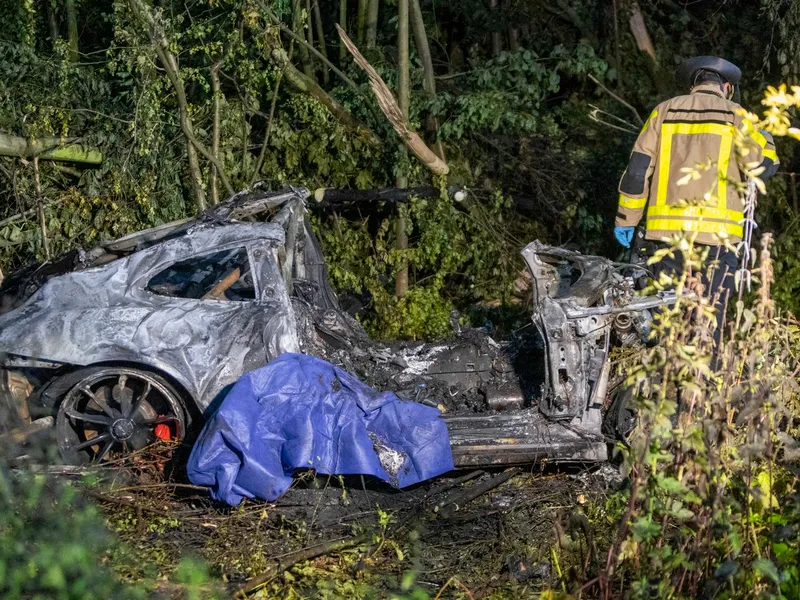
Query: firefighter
613 56 779 343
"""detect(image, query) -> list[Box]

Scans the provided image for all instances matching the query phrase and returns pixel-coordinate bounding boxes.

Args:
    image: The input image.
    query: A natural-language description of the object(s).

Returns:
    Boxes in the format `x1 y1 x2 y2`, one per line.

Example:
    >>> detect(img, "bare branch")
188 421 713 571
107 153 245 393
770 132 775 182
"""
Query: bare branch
588 73 643 126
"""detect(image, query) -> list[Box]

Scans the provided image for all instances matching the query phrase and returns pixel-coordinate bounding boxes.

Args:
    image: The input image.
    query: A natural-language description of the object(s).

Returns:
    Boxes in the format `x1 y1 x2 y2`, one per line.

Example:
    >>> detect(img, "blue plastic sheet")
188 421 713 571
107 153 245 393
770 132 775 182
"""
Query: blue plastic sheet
187 353 455 505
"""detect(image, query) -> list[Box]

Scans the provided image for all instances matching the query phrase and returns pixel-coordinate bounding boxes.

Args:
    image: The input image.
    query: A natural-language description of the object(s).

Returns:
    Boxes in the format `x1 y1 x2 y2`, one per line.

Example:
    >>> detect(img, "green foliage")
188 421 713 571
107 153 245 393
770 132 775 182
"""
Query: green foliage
317 189 539 339
0 468 142 600
434 44 607 140
587 235 800 600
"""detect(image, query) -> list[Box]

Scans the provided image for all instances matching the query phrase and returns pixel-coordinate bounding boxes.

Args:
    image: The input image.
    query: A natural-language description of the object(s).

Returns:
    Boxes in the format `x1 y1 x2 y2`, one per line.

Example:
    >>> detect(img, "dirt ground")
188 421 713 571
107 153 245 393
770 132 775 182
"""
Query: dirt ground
75 443 624 599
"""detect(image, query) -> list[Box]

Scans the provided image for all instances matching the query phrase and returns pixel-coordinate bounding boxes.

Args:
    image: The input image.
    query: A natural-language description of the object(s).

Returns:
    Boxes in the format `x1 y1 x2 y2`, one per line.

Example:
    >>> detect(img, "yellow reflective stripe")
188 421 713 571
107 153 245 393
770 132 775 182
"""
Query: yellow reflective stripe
663 122 735 137
656 124 674 206
657 121 736 207
752 130 768 149
718 133 733 210
763 148 778 162
647 204 743 223
642 109 658 133
619 194 647 209
646 217 743 238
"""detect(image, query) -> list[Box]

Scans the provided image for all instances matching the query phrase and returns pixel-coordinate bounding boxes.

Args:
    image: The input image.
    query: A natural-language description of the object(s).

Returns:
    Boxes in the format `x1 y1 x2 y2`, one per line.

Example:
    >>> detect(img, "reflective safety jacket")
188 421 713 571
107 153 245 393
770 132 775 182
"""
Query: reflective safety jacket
615 83 779 245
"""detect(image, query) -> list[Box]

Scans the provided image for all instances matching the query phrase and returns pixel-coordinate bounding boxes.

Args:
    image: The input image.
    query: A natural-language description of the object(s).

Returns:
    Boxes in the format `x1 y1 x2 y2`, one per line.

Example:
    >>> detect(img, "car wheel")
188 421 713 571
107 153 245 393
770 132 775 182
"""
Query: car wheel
55 367 187 464
603 384 637 444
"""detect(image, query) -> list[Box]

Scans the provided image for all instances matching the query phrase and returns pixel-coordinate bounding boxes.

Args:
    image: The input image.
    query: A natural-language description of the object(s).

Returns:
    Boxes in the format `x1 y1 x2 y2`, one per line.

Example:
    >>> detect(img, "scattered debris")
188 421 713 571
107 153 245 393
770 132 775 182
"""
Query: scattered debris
506 556 551 583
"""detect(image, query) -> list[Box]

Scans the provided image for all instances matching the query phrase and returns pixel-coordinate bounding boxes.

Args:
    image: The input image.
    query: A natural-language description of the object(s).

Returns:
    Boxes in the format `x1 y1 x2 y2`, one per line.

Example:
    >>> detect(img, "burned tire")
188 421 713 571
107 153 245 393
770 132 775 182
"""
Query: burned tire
55 367 187 464
603 384 637 444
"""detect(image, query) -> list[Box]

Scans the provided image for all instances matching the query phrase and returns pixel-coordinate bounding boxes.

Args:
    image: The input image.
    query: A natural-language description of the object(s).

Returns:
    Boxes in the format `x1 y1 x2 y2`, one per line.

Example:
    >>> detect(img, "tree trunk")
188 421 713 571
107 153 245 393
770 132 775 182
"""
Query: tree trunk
293 0 314 79
395 0 410 299
65 0 79 62
508 27 519 51
32 158 51 260
410 0 445 161
312 0 329 84
490 0 502 55
46 0 59 46
186 134 207 210
366 0 380 48
357 0 369 44
210 63 222 205
339 0 347 61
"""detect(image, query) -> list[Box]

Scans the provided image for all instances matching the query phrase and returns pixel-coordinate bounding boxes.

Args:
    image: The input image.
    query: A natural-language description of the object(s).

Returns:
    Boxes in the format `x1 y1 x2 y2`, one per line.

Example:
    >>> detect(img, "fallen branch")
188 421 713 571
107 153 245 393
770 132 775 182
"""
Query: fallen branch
336 24 449 176
437 467 522 518
314 185 457 204
434 576 475 600
588 105 640 135
86 489 205 517
426 470 484 504
0 133 102 164
268 44 379 144
235 532 371 597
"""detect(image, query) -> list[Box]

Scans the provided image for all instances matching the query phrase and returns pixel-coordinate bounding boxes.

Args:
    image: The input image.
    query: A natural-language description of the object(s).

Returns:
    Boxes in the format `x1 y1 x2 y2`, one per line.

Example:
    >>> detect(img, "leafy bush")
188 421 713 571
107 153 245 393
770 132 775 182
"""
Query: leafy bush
0 466 143 600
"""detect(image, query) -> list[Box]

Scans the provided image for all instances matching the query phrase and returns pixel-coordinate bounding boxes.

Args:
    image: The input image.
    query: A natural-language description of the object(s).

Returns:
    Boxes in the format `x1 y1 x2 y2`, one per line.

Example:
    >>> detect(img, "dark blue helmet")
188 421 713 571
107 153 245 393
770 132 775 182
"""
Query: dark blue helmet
677 56 742 87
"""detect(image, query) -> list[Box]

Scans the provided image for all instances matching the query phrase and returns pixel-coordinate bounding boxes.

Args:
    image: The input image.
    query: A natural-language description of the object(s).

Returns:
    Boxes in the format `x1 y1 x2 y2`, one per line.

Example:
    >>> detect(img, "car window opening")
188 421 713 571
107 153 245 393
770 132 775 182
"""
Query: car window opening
147 247 255 301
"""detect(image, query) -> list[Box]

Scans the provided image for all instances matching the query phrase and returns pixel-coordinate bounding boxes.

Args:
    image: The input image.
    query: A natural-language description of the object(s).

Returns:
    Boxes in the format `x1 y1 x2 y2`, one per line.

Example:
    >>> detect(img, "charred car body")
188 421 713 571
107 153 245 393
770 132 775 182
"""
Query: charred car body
0 186 671 467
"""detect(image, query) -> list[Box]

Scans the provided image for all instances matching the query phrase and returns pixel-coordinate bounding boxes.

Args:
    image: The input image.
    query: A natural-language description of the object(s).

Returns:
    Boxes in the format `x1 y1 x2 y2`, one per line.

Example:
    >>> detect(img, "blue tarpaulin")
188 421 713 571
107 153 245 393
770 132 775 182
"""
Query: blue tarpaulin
187 353 455 505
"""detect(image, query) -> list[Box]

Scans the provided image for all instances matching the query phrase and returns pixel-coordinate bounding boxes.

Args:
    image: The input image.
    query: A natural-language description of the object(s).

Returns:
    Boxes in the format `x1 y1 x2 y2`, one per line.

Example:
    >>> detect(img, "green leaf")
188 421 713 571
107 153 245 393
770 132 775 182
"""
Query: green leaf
753 558 781 584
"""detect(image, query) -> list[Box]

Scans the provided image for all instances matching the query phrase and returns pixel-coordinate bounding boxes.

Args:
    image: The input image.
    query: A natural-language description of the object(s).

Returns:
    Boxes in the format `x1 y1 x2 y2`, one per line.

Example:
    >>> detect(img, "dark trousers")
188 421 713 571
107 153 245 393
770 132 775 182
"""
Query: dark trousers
650 244 738 348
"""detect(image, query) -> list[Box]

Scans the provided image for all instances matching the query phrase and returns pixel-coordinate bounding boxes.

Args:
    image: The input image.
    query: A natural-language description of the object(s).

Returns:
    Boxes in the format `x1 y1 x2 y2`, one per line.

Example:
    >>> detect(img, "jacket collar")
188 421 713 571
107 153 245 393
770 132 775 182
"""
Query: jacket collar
690 83 725 98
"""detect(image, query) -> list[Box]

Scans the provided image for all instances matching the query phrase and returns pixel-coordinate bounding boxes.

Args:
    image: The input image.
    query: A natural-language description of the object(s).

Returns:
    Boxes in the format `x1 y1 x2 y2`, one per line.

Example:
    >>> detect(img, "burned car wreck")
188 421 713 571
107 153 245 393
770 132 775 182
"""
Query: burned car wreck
0 186 676 468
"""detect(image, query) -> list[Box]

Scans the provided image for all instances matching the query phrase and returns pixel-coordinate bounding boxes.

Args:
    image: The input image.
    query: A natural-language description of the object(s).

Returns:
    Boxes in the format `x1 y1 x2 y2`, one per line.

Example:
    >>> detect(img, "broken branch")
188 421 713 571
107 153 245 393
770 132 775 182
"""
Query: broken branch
437 467 522 518
0 133 102 164
235 532 371 597
336 24 449 176
268 43 379 144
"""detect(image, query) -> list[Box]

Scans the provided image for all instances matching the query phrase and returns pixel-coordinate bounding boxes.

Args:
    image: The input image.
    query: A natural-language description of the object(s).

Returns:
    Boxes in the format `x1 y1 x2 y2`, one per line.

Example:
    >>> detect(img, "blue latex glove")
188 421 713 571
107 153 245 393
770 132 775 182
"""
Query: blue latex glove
614 226 634 248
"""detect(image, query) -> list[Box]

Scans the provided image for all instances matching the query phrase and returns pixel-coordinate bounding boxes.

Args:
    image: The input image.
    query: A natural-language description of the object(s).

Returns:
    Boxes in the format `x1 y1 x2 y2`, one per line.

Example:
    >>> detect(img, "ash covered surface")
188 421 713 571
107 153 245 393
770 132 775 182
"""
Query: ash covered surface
323 329 546 415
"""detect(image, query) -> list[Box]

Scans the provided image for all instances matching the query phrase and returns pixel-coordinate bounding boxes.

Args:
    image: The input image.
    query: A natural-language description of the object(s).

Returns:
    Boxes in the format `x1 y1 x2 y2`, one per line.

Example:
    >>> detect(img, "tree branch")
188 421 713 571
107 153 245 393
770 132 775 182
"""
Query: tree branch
128 0 234 205
587 73 643 126
336 24 449 176
268 42 378 143
255 0 359 92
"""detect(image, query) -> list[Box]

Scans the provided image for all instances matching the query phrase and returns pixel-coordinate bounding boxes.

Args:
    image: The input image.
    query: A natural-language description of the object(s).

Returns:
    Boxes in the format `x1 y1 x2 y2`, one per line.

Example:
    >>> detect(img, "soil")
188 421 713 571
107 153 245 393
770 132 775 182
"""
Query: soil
82 443 623 599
